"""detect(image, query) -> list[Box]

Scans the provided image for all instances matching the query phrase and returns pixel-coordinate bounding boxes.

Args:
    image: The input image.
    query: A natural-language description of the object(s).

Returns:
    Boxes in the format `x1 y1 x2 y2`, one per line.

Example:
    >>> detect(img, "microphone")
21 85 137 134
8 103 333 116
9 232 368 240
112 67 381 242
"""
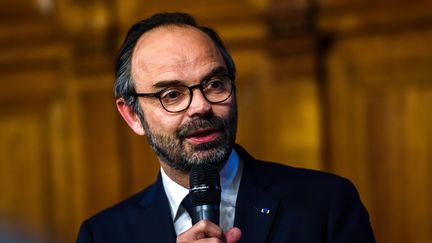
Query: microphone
189 163 221 225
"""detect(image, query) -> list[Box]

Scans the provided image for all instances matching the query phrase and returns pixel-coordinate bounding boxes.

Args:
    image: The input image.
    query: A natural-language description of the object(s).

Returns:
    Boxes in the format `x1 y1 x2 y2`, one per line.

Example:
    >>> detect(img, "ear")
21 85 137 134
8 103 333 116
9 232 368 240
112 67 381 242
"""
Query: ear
116 98 145 136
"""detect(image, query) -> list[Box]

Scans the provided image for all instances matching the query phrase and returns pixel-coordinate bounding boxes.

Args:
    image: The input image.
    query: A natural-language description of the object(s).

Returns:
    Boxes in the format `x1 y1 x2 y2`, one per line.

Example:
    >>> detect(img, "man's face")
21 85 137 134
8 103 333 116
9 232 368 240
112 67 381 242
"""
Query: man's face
130 25 237 172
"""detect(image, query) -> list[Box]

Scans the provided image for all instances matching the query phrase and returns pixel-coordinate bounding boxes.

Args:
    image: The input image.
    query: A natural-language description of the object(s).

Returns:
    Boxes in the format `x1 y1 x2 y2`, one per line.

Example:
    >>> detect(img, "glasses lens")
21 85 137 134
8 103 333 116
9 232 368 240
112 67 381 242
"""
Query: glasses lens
203 76 232 103
160 86 190 112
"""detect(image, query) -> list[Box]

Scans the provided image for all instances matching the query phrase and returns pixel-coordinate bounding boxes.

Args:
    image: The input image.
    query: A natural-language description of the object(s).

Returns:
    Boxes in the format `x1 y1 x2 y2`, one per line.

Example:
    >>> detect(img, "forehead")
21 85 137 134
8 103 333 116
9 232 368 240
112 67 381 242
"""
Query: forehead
130 25 225 87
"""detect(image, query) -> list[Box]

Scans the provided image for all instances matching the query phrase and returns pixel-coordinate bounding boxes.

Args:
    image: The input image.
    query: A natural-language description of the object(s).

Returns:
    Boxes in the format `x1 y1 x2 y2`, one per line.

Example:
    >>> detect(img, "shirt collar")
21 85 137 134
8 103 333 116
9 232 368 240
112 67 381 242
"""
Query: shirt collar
161 148 240 221
220 149 239 204
160 167 189 221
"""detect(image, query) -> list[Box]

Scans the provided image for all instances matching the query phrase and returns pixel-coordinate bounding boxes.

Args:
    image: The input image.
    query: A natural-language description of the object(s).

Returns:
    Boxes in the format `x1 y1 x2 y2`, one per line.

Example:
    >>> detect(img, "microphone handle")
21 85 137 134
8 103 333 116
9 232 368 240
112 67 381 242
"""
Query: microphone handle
191 205 219 225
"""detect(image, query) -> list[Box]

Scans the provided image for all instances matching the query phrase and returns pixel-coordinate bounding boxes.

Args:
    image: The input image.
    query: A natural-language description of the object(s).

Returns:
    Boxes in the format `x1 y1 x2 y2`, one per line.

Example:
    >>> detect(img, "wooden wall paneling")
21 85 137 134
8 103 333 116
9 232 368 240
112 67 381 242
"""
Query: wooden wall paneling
233 49 270 157
321 2 432 242
319 1 432 36
57 0 113 39
0 102 50 238
0 1 45 19
0 40 75 241
266 0 323 169
404 87 432 242
326 41 372 193
113 0 264 27
112 0 267 52
73 74 124 218
365 90 408 243
53 78 87 243
41 61 87 243
263 53 322 169
326 28 432 243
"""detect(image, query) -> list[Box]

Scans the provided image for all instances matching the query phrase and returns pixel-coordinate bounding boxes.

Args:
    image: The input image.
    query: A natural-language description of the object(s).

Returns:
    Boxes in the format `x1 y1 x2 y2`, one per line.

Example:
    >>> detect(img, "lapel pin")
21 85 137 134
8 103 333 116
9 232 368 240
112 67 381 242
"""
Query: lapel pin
260 208 271 215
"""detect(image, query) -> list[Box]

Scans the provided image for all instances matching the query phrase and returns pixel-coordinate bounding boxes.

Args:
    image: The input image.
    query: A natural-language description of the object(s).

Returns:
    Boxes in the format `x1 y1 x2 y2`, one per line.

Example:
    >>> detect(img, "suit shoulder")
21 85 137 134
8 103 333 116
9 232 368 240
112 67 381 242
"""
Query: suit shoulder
253 160 357 192
86 182 157 223
235 144 354 189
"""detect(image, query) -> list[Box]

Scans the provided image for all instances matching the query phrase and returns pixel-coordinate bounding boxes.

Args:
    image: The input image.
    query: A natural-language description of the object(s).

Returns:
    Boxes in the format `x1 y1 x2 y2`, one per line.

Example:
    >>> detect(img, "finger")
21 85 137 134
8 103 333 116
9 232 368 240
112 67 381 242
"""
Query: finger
177 220 224 242
194 220 224 239
177 238 223 243
178 238 223 243
225 227 242 243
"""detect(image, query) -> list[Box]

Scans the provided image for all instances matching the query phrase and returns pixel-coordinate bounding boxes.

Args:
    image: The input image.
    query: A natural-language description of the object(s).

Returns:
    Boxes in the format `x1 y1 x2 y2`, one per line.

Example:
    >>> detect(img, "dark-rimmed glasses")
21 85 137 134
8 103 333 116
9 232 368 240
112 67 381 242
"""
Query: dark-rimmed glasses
133 75 234 113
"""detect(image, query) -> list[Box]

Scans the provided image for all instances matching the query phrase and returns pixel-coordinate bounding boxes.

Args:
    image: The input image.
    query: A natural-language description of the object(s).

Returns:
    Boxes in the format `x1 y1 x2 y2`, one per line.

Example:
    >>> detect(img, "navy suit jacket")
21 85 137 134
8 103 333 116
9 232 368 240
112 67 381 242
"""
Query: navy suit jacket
77 145 375 242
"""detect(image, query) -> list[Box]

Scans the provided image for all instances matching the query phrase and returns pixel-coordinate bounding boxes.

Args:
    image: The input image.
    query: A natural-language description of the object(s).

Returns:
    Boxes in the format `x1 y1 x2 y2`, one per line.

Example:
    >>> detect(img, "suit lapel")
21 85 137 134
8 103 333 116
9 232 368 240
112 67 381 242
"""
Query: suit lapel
234 145 280 243
138 174 177 242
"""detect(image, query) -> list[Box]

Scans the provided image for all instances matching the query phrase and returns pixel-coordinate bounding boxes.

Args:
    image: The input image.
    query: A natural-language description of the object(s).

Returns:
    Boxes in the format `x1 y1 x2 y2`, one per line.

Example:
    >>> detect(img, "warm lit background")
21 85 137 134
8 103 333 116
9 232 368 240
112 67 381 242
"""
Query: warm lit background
1 0 431 242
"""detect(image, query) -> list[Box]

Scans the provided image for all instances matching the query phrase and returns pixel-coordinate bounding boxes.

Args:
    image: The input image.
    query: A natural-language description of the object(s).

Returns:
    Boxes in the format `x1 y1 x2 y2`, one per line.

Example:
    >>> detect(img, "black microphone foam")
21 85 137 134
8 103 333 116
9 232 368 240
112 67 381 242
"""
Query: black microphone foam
189 163 221 225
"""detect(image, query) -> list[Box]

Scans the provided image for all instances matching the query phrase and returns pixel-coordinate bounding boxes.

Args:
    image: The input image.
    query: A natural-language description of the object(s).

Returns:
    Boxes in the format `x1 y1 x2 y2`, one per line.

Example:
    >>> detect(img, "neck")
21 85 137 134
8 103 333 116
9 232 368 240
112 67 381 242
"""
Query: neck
160 163 190 188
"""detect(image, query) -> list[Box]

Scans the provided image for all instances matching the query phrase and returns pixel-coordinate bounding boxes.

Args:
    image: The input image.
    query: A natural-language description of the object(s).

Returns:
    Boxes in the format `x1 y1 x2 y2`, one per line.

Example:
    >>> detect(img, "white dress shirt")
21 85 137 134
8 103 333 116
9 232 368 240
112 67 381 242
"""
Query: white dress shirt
161 149 243 235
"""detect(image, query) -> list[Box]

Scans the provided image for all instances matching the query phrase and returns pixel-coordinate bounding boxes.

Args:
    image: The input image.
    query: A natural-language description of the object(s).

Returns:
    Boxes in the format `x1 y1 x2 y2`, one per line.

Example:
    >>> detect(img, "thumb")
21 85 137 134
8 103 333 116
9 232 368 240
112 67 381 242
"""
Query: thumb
225 227 241 243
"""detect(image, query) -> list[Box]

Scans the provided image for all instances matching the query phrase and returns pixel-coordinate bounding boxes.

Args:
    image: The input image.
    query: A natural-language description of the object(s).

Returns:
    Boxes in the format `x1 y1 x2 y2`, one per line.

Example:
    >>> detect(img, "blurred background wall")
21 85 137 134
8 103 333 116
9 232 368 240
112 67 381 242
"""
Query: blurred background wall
1 0 431 242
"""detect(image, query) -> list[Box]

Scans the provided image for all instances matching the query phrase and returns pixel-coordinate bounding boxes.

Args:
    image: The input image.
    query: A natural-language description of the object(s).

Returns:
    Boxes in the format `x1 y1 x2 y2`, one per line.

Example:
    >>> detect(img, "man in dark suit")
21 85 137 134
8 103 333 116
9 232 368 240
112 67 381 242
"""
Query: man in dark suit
77 12 375 243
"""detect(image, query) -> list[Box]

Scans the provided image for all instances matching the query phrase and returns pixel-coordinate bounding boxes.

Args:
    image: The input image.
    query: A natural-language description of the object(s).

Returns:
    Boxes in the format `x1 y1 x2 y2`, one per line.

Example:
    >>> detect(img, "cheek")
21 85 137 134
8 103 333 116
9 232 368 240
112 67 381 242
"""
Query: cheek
213 97 236 118
214 107 230 119
142 107 183 134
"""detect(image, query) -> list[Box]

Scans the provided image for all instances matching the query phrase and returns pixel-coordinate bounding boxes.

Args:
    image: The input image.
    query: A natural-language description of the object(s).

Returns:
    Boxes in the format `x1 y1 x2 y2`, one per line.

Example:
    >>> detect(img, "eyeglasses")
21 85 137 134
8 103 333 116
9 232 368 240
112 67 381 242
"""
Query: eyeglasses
133 75 235 113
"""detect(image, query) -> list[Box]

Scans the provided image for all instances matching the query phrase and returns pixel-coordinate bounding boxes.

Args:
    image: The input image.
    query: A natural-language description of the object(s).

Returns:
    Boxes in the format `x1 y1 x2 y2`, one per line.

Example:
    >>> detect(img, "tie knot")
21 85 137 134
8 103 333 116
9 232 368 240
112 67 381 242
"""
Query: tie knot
181 194 194 217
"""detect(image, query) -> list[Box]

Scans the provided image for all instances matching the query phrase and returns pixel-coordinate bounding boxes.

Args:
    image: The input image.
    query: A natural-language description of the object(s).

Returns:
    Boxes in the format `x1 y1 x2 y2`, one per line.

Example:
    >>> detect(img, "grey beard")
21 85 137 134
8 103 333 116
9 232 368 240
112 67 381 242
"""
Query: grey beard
139 110 237 172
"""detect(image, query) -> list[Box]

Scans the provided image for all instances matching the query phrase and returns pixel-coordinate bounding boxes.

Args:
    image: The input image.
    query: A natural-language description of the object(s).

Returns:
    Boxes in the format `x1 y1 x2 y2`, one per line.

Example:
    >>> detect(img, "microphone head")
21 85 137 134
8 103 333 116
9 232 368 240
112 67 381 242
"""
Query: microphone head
189 163 221 207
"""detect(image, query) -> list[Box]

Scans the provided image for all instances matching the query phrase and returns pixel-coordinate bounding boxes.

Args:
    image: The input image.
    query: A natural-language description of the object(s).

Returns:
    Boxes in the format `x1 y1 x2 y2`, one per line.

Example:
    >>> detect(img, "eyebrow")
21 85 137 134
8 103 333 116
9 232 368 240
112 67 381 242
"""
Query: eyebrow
200 66 229 82
152 79 183 89
152 66 229 89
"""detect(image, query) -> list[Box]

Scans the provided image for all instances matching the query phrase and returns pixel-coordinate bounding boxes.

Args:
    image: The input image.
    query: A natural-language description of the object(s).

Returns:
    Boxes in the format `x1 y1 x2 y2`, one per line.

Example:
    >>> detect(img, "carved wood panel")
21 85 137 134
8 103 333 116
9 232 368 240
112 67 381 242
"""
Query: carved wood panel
327 28 432 243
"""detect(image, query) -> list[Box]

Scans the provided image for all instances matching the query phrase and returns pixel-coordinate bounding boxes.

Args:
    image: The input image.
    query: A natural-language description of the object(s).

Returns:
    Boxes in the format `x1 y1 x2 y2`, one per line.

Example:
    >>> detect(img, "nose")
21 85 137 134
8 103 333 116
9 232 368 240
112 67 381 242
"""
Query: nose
186 88 211 117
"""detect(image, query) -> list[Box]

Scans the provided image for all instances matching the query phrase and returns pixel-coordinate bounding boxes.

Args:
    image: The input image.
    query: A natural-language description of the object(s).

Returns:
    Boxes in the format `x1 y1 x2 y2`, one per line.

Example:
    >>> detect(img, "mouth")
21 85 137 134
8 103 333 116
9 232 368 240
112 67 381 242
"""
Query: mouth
184 128 221 144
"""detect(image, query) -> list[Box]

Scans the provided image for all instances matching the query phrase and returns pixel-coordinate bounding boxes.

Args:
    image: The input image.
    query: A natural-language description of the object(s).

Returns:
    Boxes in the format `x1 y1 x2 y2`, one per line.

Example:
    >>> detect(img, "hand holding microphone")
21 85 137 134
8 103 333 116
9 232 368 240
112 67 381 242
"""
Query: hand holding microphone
176 163 241 243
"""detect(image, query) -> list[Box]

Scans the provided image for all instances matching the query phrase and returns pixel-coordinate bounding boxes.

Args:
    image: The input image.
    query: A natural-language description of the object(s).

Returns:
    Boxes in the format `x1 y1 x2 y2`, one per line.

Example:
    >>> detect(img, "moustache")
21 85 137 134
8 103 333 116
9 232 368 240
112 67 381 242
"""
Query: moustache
177 116 225 139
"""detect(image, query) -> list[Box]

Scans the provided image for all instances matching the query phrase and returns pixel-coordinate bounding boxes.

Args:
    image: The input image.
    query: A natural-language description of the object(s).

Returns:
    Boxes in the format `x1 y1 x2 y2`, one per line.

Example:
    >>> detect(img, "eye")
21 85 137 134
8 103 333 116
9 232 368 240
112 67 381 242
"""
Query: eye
205 77 228 91
160 87 187 103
